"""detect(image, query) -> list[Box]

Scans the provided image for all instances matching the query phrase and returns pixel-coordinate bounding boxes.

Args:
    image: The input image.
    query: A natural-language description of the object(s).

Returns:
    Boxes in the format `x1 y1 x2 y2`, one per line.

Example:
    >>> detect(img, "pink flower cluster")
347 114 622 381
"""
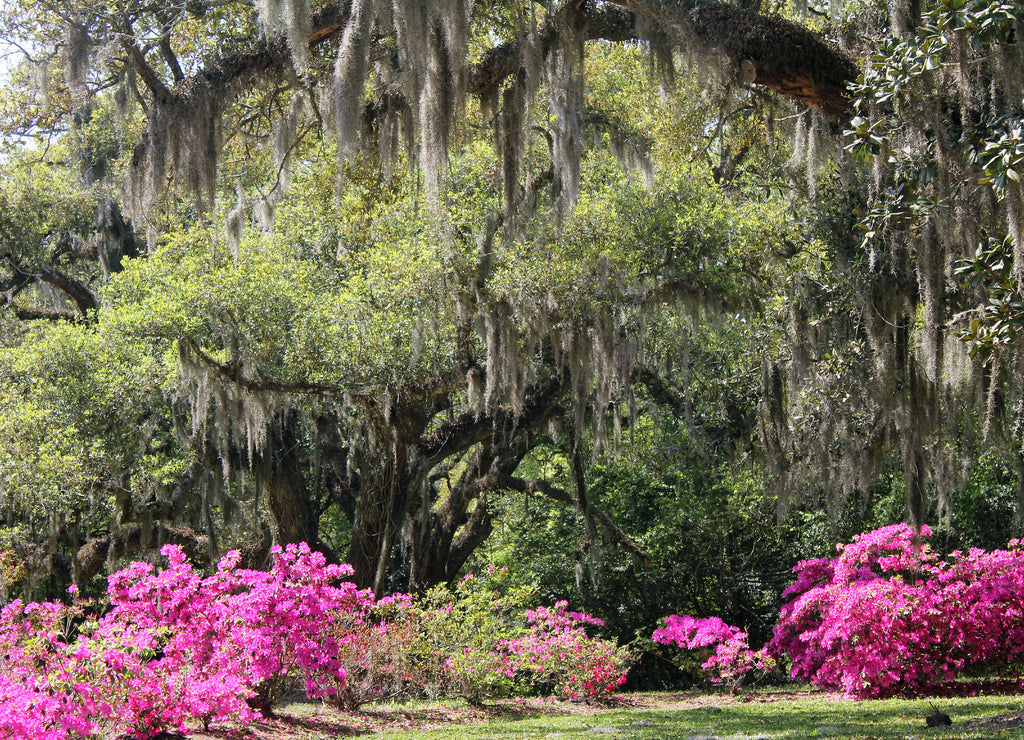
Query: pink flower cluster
653 614 740 650
0 543 373 739
652 614 772 684
503 601 631 700
1 547 633 738
0 600 104 739
656 524 1024 697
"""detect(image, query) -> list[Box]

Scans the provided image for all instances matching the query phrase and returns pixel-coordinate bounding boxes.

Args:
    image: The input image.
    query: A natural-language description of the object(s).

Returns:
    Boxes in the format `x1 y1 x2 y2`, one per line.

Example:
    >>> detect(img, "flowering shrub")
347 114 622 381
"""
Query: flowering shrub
0 543 374 738
0 548 633 738
656 524 1024 698
767 523 1024 696
99 542 374 729
0 549 24 596
0 598 107 739
325 593 427 710
767 523 941 696
651 614 772 686
410 569 632 704
504 601 632 700
412 568 535 704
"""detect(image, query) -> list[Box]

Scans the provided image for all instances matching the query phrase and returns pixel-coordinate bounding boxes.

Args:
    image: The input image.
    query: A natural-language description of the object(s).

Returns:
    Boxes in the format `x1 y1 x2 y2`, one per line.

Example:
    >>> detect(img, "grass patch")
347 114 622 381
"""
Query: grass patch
197 691 1024 739
358 692 1024 740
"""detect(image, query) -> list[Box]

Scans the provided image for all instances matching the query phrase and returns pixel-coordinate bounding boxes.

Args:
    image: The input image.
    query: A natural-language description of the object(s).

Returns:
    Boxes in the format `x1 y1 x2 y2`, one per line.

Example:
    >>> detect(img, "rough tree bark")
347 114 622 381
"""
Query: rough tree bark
251 419 325 553
613 0 857 119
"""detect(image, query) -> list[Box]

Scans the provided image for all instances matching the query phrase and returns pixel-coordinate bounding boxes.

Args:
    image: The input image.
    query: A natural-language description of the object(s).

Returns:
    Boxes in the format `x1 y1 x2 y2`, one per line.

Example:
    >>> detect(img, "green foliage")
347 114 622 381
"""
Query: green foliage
327 568 631 707
0 550 24 598
846 0 1024 358
0 151 97 266
933 452 1021 553
415 570 537 704
955 234 1024 356
480 440 791 689
0 322 177 531
0 387 97 520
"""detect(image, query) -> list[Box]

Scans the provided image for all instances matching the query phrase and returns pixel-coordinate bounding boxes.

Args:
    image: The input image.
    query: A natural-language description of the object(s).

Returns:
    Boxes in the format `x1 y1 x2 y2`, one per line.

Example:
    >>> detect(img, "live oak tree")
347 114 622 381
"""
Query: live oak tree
1 0 1022 594
93 139 790 592
0 0 803 592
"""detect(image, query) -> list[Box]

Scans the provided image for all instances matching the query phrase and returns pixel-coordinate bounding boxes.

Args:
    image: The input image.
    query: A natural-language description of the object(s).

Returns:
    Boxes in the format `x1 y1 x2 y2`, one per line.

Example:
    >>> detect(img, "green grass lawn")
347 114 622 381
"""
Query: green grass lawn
328 692 1024 740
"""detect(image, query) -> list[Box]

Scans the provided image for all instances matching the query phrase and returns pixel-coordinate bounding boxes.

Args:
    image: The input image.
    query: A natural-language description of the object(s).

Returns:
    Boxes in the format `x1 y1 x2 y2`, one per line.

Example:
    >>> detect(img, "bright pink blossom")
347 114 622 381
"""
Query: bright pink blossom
0 549 634 737
656 524 1024 698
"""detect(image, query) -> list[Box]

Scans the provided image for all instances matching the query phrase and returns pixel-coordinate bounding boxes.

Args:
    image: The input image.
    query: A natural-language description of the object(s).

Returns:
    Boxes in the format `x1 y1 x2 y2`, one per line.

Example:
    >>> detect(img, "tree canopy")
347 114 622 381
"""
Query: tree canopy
0 0 1022 614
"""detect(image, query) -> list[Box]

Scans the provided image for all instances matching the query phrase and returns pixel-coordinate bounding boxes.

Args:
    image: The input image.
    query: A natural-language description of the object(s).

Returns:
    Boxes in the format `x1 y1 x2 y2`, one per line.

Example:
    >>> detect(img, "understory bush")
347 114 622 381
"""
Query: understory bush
655 523 1024 697
0 547 631 738
326 567 631 708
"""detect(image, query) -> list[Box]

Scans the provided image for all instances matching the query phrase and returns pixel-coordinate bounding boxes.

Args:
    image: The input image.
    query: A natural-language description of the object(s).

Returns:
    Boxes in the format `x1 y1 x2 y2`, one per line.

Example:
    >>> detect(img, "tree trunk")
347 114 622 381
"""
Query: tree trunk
345 436 407 589
407 446 497 591
253 421 321 550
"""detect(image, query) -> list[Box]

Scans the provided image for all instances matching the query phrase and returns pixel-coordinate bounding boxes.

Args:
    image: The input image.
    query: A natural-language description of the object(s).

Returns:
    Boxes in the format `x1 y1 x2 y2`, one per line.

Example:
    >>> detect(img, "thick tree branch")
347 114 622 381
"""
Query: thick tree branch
159 35 186 84
470 0 857 118
469 4 639 100
179 337 466 428
0 268 32 300
37 266 98 315
1 257 98 320
446 491 493 577
123 39 173 103
416 439 533 586
7 305 84 322
418 372 568 467
0 271 82 322
139 0 856 141
169 3 350 100
570 434 600 556
610 0 858 119
75 524 209 581
506 475 651 562
632 364 688 414
179 336 351 399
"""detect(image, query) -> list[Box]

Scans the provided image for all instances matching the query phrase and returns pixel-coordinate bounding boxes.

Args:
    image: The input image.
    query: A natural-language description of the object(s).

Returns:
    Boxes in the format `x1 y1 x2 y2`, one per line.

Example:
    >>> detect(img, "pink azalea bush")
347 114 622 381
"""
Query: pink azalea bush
503 601 632 700
0 548 632 738
325 593 426 710
0 543 374 738
413 569 535 704
651 614 772 685
397 568 632 704
99 542 374 727
0 599 108 739
655 523 1024 698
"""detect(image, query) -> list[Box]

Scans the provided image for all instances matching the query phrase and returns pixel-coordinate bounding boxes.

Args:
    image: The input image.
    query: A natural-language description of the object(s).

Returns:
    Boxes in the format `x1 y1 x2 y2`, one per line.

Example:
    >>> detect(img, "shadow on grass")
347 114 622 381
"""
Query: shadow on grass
189 692 1024 740
195 710 366 739
626 695 1024 739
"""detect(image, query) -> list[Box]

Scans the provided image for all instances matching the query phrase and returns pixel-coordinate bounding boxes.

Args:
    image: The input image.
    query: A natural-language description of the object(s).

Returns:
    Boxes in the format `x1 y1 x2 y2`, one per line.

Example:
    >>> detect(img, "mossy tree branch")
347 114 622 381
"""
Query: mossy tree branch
124 0 857 138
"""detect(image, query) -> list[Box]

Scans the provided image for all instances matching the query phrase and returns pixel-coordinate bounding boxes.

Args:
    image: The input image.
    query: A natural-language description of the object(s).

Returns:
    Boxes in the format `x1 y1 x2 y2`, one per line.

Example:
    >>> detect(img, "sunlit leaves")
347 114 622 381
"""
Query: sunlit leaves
955 235 1024 357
